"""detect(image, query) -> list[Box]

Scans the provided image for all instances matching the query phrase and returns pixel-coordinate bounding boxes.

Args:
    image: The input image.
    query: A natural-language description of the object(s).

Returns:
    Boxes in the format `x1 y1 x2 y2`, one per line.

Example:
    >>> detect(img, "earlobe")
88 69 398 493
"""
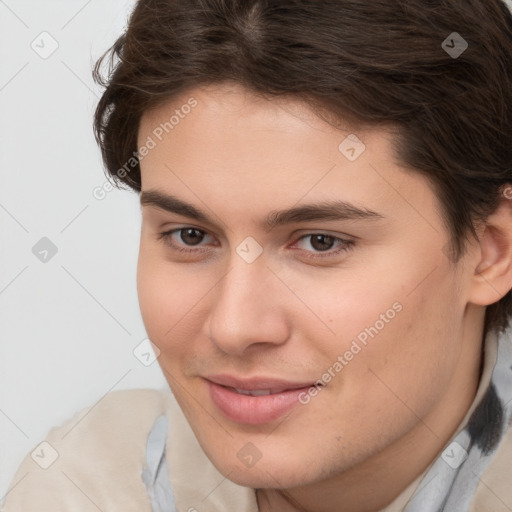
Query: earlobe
469 192 512 306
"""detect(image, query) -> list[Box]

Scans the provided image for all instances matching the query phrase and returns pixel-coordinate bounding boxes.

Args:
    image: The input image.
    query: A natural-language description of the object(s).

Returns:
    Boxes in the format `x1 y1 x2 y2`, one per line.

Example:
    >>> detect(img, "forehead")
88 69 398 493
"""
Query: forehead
140 81 344 137
138 81 392 181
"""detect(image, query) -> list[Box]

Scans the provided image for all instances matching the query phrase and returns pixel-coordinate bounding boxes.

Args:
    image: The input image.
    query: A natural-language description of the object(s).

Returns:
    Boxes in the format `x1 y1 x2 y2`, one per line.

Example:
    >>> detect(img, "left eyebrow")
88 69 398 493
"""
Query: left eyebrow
140 189 385 230
264 201 384 230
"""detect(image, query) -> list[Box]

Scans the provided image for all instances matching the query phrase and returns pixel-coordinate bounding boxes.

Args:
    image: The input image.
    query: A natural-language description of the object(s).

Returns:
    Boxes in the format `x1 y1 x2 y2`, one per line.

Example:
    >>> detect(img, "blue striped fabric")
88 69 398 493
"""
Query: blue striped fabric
142 414 177 512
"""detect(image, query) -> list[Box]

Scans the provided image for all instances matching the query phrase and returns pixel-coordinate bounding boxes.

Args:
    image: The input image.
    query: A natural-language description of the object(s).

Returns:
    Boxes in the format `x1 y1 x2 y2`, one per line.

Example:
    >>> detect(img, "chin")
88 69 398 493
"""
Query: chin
222 467 309 490
205 446 324 489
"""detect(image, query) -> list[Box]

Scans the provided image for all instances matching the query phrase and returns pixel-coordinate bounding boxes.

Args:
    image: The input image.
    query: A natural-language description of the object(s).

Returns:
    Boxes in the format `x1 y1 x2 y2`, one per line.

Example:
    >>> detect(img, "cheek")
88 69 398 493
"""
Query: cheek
326 268 463 417
299 253 462 388
136 243 215 352
137 246 186 341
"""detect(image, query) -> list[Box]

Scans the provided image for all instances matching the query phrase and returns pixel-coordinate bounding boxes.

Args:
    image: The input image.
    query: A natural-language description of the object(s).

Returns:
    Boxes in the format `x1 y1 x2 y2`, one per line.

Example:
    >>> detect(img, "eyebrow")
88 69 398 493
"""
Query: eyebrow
140 189 384 230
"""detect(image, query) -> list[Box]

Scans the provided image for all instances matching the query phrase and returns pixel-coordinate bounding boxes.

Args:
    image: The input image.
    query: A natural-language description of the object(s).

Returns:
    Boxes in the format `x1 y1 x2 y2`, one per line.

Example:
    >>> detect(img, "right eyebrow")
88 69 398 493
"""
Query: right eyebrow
141 190 210 224
140 189 385 230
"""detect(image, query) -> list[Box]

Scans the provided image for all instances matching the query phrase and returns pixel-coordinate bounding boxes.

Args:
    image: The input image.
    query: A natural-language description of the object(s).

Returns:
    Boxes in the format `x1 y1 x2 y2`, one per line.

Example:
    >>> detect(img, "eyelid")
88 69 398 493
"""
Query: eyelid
290 233 355 257
158 226 355 259
157 227 216 251
291 228 356 241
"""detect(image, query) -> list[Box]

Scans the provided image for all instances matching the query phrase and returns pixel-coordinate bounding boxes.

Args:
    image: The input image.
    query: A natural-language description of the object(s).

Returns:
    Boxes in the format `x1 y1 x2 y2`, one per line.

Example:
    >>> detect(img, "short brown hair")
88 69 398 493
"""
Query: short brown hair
92 0 512 335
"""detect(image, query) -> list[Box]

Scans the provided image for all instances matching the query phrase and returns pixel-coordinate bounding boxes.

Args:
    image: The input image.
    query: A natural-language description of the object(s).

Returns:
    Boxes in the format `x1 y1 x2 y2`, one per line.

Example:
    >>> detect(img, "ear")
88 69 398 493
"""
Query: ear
468 185 512 306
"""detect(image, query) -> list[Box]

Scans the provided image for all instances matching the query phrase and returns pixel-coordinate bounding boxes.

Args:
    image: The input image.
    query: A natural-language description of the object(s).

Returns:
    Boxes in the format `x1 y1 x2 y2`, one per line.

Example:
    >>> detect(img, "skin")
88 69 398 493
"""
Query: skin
136 81 512 512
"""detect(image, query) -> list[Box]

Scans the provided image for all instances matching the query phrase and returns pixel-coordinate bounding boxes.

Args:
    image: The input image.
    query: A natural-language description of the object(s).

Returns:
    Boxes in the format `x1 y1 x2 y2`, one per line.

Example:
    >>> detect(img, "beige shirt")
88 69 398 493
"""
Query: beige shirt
2 327 510 511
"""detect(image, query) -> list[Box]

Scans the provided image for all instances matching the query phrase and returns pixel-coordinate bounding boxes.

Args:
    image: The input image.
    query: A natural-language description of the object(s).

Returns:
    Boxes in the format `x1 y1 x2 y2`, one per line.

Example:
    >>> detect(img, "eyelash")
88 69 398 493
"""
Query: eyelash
156 228 355 259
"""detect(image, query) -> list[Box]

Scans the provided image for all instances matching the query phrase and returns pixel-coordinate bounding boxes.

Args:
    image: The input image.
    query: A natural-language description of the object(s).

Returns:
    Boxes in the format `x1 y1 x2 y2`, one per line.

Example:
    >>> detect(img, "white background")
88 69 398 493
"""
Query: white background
2 0 512 501
0 0 167 499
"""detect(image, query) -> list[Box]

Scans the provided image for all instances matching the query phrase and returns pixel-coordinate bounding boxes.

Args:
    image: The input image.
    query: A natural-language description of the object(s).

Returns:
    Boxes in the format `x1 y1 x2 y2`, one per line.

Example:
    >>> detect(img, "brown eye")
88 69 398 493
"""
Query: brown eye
158 227 216 255
179 228 205 245
292 233 354 260
309 234 336 251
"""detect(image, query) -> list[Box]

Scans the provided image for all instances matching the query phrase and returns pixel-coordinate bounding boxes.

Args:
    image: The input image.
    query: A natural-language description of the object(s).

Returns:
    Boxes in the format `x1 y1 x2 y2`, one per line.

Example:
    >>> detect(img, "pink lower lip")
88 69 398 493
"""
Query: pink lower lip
206 380 309 425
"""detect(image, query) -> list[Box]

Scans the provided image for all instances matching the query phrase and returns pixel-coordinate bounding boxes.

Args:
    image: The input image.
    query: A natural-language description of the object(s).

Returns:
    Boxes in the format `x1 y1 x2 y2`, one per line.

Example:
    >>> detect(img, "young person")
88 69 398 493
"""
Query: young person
3 1 512 510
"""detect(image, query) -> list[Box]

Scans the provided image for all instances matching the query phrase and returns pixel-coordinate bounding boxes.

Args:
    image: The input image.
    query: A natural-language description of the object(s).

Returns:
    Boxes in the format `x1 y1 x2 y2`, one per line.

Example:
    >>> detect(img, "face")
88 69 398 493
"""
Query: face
136 82 476 489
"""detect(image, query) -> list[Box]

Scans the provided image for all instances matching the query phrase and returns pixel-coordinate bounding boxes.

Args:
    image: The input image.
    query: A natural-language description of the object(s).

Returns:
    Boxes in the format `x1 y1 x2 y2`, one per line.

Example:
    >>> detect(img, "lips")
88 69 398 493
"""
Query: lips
204 374 321 425
233 388 278 396
205 374 316 392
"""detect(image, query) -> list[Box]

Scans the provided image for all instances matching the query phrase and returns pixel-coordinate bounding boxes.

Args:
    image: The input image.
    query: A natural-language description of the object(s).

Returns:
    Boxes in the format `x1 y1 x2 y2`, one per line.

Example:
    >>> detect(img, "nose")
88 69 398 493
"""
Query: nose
205 252 290 356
